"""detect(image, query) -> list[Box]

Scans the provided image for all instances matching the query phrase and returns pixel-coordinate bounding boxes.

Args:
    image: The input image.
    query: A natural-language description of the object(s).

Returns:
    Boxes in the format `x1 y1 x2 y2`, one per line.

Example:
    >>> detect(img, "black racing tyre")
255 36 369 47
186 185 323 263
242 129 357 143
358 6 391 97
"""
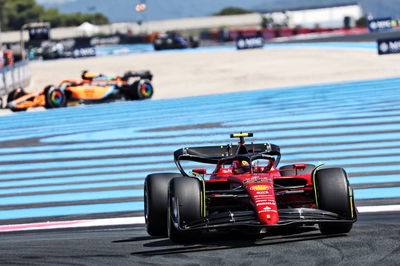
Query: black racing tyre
168 177 202 243
189 39 200 48
44 85 67 109
313 167 355 234
125 79 154 100
144 173 182 236
279 164 315 176
7 88 27 112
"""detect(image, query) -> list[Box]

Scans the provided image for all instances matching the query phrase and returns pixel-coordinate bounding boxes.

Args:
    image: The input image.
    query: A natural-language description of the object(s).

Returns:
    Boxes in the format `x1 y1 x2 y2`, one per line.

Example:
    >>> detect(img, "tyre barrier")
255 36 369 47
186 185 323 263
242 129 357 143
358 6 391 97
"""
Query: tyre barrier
0 60 31 108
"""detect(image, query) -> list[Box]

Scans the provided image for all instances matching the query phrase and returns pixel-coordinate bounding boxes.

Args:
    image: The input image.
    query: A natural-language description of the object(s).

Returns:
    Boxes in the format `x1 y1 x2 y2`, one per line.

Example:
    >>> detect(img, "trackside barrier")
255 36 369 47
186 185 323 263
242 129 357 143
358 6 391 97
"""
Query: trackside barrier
368 18 393 32
236 36 264 50
0 60 31 107
377 38 400 55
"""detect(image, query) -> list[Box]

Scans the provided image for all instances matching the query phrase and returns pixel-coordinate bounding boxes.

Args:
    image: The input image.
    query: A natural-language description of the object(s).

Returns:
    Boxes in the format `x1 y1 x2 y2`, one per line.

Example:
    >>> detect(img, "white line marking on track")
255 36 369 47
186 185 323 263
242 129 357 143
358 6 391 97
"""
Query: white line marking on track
356 204 400 213
0 205 398 232
0 217 145 232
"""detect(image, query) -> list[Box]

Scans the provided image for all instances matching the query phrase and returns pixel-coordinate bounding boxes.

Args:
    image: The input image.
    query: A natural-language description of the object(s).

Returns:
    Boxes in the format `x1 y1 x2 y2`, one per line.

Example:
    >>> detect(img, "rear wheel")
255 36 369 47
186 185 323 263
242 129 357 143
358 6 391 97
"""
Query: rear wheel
44 85 67 109
7 88 27 112
279 164 315 176
144 173 182 236
125 79 153 100
313 167 355 234
168 177 202 243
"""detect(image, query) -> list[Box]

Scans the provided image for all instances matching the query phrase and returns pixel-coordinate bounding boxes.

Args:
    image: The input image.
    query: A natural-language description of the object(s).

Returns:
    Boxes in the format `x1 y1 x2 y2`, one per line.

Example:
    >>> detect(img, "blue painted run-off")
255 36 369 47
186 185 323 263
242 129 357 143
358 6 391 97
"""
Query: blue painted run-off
0 64 399 221
95 42 376 56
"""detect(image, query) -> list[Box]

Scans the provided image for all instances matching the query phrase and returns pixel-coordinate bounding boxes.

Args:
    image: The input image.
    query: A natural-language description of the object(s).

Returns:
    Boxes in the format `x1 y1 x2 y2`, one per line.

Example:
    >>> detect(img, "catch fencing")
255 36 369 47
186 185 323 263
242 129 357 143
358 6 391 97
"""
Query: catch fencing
0 60 31 98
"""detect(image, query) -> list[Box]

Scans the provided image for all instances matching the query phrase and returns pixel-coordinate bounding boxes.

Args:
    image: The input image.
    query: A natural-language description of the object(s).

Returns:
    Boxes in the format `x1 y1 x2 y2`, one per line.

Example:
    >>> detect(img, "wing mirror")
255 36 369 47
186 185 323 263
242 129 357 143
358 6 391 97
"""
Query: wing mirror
192 169 206 175
293 164 307 169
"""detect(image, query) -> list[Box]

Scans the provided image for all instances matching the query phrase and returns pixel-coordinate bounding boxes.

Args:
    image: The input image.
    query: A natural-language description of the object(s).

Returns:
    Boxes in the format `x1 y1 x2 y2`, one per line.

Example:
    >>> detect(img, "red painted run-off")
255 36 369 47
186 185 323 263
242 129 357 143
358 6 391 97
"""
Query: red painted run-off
224 27 369 41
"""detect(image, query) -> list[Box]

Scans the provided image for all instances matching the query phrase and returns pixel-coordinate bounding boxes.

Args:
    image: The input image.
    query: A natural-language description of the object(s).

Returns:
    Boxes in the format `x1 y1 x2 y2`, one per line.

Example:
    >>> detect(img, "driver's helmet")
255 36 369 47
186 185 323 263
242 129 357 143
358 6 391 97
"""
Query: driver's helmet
81 71 102 80
232 160 251 174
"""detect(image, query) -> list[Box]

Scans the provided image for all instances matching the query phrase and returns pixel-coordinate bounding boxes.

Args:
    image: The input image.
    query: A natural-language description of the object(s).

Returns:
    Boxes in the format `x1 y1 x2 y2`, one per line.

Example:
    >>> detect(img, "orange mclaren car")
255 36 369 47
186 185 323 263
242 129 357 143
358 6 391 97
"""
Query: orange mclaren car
6 70 154 112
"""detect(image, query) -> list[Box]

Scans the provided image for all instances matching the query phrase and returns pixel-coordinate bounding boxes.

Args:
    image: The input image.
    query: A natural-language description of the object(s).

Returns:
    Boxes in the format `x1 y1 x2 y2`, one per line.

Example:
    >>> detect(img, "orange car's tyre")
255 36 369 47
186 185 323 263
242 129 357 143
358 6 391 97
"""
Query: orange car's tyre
44 85 67 109
126 79 154 100
7 88 27 112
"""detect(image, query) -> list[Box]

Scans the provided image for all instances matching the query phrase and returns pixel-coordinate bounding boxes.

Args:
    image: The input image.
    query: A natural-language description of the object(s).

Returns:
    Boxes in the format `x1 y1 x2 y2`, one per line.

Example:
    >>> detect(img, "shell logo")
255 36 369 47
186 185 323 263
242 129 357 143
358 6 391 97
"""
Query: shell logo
250 185 271 191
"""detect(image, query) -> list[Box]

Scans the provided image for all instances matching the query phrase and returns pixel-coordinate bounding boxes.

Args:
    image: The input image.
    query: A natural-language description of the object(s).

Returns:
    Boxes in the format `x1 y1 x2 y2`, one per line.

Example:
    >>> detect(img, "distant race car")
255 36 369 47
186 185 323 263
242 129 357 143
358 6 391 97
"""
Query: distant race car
153 32 199 50
6 70 154 112
145 133 357 243
40 41 72 60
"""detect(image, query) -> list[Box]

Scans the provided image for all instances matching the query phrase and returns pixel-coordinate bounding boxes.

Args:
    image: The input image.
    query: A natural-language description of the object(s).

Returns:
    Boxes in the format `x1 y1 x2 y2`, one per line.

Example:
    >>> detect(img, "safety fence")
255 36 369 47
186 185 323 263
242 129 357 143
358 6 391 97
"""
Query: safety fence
0 60 30 99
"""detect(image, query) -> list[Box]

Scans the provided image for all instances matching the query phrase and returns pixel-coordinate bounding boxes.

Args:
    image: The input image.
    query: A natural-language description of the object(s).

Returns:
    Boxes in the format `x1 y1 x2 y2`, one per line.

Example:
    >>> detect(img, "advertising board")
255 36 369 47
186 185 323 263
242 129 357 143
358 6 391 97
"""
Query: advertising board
368 18 393 32
377 38 400 55
236 36 264 50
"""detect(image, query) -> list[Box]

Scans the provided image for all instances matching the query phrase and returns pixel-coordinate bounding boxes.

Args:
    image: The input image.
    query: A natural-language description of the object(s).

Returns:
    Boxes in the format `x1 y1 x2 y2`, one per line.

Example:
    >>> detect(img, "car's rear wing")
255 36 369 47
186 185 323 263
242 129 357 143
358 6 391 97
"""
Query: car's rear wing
174 143 281 176
122 71 153 81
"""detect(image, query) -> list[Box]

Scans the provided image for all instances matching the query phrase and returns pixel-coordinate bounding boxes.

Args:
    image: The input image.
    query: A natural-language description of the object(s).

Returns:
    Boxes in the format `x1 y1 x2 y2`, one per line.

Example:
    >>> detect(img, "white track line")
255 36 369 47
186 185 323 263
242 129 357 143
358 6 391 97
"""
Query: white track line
356 205 400 213
0 217 145 232
0 205 398 232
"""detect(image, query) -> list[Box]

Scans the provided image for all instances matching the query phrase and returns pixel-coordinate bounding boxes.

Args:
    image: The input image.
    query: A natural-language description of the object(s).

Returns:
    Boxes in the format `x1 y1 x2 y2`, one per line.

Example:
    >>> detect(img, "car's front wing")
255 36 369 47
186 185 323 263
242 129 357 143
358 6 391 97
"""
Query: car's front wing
171 208 357 232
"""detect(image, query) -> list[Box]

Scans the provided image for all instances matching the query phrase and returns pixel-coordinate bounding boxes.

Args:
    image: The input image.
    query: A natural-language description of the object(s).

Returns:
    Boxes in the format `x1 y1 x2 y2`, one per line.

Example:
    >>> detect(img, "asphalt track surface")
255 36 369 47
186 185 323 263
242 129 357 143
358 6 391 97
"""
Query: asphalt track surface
0 212 399 265
0 43 400 264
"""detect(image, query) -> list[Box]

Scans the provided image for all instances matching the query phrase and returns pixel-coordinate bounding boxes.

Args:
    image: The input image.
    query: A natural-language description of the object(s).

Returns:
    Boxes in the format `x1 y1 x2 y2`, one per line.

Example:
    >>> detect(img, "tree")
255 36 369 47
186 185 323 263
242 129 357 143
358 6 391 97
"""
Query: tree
0 0 109 31
0 0 6 30
214 7 254 16
3 0 44 30
356 16 368 27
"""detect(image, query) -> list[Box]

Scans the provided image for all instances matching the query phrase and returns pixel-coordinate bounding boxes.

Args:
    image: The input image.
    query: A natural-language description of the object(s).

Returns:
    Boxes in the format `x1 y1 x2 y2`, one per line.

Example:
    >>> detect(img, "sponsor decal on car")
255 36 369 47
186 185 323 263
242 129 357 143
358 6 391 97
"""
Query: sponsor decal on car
256 202 275 206
250 185 271 191
255 199 276 204
244 178 272 184
84 88 95 97
259 209 278 214
254 193 274 197
254 191 271 195
253 193 273 197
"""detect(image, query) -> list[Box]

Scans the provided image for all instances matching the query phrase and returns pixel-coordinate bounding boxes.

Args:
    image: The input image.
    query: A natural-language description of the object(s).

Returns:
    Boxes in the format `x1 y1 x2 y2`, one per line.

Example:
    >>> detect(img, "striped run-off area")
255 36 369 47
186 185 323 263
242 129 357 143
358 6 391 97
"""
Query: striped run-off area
1 76 400 227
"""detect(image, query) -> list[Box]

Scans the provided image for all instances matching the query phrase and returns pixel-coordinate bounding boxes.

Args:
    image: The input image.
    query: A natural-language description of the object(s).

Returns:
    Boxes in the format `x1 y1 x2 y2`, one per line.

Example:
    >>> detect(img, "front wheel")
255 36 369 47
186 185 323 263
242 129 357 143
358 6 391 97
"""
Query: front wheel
7 88 27 112
44 85 67 109
125 79 154 100
313 167 356 234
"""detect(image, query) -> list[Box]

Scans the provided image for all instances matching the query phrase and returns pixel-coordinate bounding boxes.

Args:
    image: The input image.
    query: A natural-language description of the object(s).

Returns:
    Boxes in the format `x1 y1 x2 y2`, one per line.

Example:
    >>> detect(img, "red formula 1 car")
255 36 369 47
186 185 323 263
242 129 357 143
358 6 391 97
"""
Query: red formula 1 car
144 133 357 243
6 70 154 112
